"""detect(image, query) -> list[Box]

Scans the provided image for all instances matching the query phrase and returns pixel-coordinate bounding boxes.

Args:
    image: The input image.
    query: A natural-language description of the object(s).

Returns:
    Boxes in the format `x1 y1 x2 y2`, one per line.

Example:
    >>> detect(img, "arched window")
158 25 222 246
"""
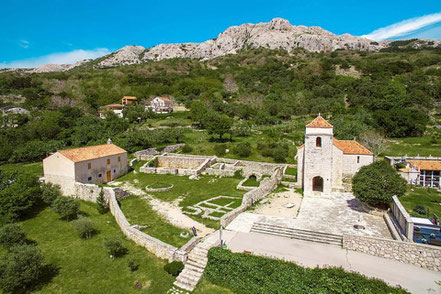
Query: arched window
316 137 322 147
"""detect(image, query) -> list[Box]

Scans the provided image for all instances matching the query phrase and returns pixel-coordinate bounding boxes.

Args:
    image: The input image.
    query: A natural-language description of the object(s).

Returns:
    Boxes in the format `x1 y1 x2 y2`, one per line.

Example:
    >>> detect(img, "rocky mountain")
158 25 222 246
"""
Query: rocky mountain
15 18 441 72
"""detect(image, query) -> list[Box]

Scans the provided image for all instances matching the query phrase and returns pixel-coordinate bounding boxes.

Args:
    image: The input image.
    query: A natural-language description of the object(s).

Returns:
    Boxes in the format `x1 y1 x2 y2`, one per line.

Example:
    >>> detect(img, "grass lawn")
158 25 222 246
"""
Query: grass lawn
118 171 245 229
384 137 441 157
399 187 441 218
242 176 260 187
13 200 174 294
284 167 297 176
148 182 172 189
119 195 190 248
0 162 43 178
209 197 242 208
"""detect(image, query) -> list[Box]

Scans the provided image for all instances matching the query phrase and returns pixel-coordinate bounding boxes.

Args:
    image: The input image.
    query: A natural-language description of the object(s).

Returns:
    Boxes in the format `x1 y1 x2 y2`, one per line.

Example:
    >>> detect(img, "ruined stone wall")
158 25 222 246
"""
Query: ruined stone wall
73 183 129 201
343 234 441 271
157 155 207 169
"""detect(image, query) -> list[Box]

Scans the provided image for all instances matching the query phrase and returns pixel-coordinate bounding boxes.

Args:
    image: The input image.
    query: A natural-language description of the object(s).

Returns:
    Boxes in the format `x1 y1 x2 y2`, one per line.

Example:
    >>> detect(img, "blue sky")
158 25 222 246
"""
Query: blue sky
1 0 441 68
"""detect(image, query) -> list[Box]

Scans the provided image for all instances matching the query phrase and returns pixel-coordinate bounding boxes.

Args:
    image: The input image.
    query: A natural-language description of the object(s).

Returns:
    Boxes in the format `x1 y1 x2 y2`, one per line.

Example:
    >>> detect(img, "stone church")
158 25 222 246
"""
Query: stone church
296 115 374 195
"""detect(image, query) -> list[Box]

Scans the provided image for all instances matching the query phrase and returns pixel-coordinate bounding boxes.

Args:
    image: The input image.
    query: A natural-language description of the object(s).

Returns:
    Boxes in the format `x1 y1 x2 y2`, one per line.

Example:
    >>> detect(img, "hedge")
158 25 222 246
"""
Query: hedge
204 248 409 294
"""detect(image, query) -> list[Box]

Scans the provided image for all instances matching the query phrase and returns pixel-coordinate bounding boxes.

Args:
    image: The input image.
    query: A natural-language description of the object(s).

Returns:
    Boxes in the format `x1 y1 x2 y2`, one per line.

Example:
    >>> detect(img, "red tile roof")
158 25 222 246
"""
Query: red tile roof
333 139 373 155
407 160 441 171
306 116 333 128
59 144 127 163
123 96 137 100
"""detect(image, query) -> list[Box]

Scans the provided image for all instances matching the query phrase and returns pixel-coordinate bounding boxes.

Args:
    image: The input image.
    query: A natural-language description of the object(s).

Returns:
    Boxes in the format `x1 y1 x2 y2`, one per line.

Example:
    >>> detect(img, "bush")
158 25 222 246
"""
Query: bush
41 182 61 205
72 217 95 239
181 144 193 153
233 142 252 158
127 258 139 272
414 205 428 215
204 248 408 294
0 224 27 246
164 261 184 276
103 237 127 257
96 189 109 214
0 244 45 293
51 197 80 220
233 170 243 179
352 161 407 206
214 144 227 157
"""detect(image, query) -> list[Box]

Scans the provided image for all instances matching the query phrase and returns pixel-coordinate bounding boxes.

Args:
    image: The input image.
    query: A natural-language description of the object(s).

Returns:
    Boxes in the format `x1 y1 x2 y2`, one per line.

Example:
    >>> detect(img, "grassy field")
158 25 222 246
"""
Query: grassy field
118 171 245 229
399 187 441 218
119 195 190 248
12 201 175 294
384 137 441 157
242 176 260 187
0 162 43 177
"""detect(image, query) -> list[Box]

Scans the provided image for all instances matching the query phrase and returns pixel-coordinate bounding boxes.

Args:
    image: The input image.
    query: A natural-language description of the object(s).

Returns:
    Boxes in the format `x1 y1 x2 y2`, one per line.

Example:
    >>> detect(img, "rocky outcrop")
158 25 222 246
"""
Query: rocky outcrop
97 45 146 68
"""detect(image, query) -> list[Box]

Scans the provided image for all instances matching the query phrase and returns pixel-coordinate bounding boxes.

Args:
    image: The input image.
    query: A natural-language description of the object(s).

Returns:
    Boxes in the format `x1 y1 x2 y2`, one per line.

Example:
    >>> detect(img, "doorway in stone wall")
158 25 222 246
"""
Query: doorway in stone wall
312 176 323 192
106 170 111 182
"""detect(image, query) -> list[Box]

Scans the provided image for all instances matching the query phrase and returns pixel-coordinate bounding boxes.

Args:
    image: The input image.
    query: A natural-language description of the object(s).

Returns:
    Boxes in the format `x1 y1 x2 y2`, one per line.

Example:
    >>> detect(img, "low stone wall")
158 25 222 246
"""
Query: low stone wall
390 196 414 240
203 168 236 177
106 188 179 261
220 168 283 227
146 184 174 192
73 183 129 201
157 155 207 169
343 234 441 272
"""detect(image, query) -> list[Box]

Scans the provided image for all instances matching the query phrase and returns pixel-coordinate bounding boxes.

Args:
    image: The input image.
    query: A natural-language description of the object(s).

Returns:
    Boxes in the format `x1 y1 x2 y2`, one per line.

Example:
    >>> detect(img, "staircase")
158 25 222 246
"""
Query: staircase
250 222 342 246
170 237 215 292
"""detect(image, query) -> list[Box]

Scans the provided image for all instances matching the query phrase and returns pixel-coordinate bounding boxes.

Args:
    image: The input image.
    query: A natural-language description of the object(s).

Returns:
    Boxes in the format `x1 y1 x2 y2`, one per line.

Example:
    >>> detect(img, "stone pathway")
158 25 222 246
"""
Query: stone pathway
252 189 302 217
228 192 391 238
171 232 220 292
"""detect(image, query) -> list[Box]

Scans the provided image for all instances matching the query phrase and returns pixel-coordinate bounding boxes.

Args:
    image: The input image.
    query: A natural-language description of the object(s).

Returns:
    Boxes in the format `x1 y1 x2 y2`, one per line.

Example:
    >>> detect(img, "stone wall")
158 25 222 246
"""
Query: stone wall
343 234 441 272
73 182 129 201
390 196 414 240
220 168 283 227
157 155 208 169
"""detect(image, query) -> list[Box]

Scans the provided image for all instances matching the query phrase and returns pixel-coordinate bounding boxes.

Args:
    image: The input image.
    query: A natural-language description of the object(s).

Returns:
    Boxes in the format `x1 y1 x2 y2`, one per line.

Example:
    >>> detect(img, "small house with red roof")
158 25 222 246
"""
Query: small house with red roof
147 96 174 114
296 115 374 194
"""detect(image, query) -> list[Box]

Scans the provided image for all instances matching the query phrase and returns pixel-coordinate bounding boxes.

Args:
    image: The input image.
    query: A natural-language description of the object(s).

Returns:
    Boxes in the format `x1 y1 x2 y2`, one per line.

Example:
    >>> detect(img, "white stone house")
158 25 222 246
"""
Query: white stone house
147 97 173 114
296 116 374 195
43 143 128 195
99 104 124 119
385 156 441 188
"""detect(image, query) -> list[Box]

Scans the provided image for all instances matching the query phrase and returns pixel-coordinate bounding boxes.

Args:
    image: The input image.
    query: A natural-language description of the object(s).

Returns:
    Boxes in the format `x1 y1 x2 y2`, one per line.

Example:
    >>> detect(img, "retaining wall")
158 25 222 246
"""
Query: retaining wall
73 182 129 201
390 195 414 240
220 168 284 227
343 234 441 272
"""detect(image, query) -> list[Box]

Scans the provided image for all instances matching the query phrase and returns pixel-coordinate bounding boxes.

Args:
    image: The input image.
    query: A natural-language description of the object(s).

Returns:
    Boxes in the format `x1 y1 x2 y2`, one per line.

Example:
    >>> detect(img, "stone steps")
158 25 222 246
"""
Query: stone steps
251 222 342 246
172 238 216 292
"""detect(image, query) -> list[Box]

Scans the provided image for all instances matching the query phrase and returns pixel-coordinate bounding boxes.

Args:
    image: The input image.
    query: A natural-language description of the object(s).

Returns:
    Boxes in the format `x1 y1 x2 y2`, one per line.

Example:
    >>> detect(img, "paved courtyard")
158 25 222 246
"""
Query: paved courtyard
227 191 392 238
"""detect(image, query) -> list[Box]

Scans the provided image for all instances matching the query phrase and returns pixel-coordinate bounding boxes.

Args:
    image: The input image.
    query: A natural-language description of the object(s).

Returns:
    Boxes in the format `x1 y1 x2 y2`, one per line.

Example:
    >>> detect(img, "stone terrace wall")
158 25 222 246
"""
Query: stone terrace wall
220 168 284 227
343 234 441 271
74 183 129 201
157 155 208 169
106 188 180 261
390 195 414 240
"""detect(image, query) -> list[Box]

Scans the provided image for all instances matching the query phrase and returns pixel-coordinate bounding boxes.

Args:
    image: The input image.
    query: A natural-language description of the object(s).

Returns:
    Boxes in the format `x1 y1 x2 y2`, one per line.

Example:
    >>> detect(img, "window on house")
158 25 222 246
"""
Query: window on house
88 163 91 169
316 137 322 147
357 156 360 163
113 169 116 173
87 176 92 181
98 173 102 178
118 156 121 162
107 159 110 164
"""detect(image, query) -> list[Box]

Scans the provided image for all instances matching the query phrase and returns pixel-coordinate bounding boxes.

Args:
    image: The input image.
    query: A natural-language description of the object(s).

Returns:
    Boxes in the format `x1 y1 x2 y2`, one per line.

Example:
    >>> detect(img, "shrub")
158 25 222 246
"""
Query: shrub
214 144 227 157
272 145 289 163
0 224 27 246
352 161 407 206
103 237 127 257
414 205 428 215
233 142 252 158
72 217 95 239
233 170 243 179
181 144 193 153
127 258 139 272
51 197 80 220
204 248 408 294
164 261 184 276
41 182 61 205
96 189 109 214
0 244 45 293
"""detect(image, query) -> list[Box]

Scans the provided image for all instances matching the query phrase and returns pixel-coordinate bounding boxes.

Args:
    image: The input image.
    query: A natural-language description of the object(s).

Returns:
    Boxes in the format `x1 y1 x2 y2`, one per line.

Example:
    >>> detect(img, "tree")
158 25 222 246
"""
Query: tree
0 171 42 221
189 100 209 128
234 142 252 158
0 224 27 246
72 217 95 239
206 113 233 141
51 197 80 220
41 182 61 205
0 244 45 293
103 238 127 257
96 189 109 214
352 161 407 206
359 130 387 157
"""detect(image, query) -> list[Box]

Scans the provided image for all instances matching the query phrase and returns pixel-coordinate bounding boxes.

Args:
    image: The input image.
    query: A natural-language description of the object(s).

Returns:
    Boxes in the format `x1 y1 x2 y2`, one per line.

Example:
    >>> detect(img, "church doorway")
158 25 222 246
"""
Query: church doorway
312 176 323 192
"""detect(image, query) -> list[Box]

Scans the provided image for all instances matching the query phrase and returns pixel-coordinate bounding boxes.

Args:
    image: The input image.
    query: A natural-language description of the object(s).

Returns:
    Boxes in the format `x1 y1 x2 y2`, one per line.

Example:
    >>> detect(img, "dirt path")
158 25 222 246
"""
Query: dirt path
253 189 302 218
118 182 214 237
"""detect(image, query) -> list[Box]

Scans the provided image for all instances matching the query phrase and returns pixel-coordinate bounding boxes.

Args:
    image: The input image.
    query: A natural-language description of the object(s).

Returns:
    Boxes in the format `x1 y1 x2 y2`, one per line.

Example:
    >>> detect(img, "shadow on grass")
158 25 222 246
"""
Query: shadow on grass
13 264 60 294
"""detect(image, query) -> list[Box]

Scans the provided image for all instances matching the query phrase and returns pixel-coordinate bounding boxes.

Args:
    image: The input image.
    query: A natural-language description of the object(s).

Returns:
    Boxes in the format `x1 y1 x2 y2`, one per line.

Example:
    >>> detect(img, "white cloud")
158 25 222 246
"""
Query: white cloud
361 12 441 41
19 40 30 49
0 48 111 68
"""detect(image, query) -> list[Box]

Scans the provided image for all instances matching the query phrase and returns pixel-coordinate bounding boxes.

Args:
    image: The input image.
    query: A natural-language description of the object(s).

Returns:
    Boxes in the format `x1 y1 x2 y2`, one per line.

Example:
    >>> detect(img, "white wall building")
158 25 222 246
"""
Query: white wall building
43 143 128 195
147 97 173 114
296 115 374 195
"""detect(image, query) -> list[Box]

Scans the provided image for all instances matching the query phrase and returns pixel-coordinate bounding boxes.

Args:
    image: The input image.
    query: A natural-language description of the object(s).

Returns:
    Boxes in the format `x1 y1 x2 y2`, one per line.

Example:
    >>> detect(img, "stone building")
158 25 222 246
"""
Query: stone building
147 97 174 113
43 143 128 195
121 96 137 105
296 115 374 194
98 104 124 118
